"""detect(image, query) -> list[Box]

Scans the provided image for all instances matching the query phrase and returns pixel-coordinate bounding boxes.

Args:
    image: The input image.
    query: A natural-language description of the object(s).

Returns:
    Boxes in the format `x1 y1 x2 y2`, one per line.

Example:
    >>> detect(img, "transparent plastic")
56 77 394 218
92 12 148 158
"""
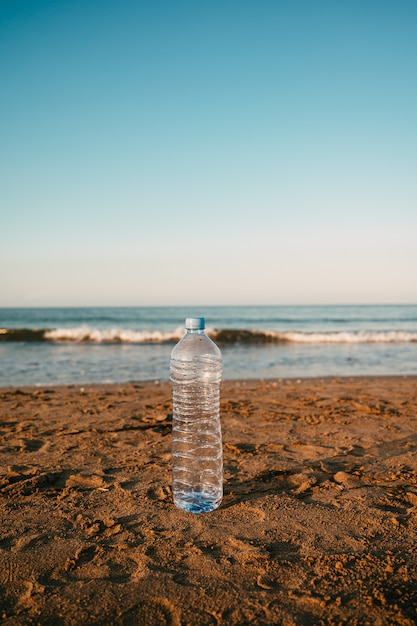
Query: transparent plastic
170 320 222 513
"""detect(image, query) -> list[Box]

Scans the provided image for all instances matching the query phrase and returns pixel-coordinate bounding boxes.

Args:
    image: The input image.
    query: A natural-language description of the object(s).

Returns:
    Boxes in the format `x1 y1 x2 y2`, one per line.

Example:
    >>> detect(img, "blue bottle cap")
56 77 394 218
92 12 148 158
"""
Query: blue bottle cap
185 317 205 330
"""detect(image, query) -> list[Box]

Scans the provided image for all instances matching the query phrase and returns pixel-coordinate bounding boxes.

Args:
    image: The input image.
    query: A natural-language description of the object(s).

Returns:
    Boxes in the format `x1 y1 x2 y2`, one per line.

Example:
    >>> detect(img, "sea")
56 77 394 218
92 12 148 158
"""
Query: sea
1 305 417 387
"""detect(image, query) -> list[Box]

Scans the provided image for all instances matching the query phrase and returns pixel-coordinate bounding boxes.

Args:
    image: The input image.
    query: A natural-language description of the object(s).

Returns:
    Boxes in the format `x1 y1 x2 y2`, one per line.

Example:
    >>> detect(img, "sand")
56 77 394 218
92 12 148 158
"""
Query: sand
1 376 417 625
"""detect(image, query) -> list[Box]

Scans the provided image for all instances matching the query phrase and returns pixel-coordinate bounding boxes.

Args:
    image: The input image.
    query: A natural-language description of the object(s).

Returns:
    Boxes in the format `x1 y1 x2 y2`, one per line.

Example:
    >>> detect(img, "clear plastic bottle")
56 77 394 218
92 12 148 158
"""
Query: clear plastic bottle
170 317 223 513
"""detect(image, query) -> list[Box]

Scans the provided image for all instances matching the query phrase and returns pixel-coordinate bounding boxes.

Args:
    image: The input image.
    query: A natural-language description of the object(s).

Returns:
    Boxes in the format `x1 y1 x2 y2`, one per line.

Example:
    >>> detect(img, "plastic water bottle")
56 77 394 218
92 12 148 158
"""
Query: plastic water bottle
170 317 223 513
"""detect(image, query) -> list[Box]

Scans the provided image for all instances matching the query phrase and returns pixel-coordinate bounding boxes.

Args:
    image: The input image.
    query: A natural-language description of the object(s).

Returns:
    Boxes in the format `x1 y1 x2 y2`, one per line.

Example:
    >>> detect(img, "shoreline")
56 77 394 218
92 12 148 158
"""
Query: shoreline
1 376 417 624
1 371 416 390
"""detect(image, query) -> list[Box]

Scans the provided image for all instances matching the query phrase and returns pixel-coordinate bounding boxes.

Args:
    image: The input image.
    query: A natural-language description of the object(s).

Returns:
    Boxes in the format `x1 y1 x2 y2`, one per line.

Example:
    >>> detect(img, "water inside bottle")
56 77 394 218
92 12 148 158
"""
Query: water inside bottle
171 359 223 513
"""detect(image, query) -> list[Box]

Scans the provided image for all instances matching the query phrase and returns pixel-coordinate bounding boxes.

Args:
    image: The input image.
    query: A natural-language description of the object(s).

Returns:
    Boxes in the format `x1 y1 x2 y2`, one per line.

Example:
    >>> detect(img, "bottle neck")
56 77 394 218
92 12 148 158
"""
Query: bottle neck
186 328 205 335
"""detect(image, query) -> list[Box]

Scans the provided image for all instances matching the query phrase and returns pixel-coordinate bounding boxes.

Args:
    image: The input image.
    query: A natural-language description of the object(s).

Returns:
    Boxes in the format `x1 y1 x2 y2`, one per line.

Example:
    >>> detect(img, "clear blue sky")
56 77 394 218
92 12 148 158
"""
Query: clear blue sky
1 0 416 306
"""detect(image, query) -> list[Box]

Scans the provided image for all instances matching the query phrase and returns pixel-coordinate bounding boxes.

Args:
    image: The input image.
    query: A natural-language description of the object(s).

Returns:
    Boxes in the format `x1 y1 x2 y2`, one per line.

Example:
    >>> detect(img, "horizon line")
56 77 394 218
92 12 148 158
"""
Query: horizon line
1 303 416 309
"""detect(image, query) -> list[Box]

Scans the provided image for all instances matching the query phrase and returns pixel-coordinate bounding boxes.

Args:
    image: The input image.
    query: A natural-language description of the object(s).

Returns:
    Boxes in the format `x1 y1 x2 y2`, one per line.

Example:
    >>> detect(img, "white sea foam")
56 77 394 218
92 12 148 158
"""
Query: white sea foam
274 330 417 344
44 326 184 343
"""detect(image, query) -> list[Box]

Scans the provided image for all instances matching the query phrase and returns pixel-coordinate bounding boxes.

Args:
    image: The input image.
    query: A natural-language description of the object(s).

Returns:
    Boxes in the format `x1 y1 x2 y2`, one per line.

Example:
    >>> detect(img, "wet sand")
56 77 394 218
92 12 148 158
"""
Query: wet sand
1 376 417 625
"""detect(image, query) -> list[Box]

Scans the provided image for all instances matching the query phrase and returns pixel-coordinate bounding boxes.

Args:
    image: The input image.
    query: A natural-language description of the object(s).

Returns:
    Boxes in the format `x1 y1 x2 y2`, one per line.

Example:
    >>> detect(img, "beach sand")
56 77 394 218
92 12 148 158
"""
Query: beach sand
1 376 417 625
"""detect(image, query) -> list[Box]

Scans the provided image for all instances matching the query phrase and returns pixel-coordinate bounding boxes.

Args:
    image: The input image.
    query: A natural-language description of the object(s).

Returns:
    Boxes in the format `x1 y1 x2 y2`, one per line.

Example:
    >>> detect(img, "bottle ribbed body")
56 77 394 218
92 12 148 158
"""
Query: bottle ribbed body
170 330 222 514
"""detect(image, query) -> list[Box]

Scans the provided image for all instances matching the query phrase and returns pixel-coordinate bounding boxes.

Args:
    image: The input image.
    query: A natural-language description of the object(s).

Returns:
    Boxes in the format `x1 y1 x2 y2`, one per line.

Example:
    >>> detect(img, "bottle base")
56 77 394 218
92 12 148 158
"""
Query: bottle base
173 492 222 514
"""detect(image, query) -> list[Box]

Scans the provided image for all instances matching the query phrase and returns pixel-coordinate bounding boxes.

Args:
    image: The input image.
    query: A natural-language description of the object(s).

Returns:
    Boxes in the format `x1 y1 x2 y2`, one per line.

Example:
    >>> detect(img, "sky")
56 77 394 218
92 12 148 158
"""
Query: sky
1 0 416 307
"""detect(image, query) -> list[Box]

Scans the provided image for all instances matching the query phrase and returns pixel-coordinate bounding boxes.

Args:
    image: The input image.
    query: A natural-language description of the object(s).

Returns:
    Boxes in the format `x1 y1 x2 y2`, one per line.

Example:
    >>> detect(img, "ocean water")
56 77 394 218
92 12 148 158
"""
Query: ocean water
0 305 417 387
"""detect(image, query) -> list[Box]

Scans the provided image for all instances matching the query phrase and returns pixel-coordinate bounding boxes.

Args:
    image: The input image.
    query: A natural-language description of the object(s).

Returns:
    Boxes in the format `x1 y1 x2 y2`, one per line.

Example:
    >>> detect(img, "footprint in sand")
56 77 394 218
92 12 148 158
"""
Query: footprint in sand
65 545 98 572
225 537 269 565
146 485 172 501
122 596 180 626
127 551 150 581
19 438 49 452
64 473 107 490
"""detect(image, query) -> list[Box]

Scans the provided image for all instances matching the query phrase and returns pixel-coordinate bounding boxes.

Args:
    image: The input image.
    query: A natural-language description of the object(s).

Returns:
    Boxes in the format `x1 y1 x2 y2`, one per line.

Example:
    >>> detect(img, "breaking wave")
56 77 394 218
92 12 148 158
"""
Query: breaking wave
1 327 417 344
0 326 184 343
211 329 417 344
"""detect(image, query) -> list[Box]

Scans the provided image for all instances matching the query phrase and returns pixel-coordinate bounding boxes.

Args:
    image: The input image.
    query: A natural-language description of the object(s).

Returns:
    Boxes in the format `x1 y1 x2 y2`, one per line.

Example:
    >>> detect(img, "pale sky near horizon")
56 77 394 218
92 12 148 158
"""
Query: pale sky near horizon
1 0 416 307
